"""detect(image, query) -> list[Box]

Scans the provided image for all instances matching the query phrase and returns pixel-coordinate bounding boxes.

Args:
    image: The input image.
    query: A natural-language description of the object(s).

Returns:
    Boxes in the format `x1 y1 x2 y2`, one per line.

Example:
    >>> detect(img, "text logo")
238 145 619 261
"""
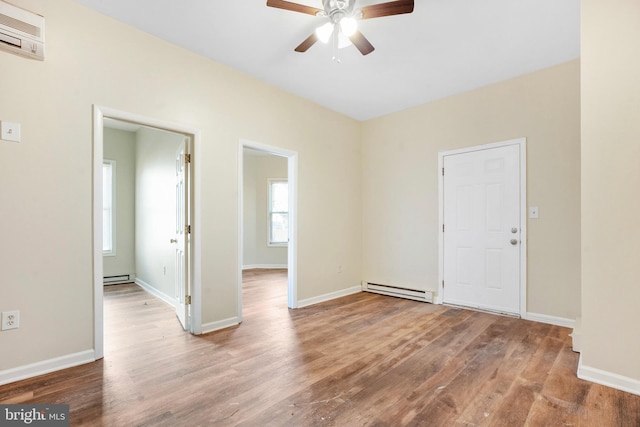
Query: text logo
0 405 69 427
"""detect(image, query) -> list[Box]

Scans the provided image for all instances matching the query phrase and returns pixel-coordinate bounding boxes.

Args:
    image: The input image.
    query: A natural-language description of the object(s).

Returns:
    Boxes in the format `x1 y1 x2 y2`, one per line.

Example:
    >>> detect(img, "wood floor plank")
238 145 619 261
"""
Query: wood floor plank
1 269 639 426
239 308 481 425
450 318 547 426
484 333 565 426
395 317 531 426
523 342 591 426
581 380 640 427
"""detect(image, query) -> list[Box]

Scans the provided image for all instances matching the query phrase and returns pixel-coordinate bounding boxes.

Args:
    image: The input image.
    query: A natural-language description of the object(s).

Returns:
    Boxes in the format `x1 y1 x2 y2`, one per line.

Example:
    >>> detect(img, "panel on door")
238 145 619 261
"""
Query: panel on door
174 143 189 330
443 144 520 315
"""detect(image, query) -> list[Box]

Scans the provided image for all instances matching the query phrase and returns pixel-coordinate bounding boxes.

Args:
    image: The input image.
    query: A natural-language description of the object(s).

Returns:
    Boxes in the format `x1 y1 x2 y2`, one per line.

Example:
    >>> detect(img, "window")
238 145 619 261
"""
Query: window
268 179 288 246
103 160 116 256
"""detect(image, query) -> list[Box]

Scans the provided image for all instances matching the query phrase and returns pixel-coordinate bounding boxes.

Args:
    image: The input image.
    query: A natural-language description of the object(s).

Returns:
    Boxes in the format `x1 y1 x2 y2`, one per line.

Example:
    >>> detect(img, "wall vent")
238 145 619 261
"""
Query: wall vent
362 281 434 303
0 1 44 60
104 274 132 285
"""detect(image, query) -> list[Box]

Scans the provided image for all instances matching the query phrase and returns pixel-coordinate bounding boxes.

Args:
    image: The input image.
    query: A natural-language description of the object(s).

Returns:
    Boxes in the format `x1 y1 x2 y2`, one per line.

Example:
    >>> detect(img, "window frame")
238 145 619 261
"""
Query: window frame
103 159 117 257
267 178 288 247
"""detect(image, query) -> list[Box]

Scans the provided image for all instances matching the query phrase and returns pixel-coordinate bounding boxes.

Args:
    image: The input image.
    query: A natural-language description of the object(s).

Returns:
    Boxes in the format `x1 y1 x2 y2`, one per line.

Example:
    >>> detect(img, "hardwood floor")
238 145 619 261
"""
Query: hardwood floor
1 269 639 426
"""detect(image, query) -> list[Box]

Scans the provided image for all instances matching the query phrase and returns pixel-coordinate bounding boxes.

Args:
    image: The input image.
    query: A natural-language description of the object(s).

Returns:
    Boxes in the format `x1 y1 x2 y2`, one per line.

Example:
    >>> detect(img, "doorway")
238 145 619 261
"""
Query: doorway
438 138 527 316
92 106 202 360
239 140 298 317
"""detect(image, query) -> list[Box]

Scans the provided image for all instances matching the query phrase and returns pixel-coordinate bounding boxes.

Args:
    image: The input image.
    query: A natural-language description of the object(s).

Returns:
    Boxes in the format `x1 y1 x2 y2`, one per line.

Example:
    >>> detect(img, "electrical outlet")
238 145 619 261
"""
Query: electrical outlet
1 310 20 330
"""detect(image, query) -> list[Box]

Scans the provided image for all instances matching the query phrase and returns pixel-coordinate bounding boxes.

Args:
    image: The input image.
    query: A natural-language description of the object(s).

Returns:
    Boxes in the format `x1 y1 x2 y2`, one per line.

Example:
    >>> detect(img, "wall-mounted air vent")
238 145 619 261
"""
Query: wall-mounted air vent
0 1 44 60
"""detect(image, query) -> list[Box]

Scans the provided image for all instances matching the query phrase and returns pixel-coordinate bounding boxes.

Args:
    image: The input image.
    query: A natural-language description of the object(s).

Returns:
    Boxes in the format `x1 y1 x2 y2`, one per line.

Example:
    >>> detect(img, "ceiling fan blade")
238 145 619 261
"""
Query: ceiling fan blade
295 33 319 52
360 0 414 19
349 30 375 55
266 0 323 16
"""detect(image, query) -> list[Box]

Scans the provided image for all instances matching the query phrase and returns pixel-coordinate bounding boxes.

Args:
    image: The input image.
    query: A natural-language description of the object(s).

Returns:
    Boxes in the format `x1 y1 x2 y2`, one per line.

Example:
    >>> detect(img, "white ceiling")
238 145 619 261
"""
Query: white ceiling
74 0 580 121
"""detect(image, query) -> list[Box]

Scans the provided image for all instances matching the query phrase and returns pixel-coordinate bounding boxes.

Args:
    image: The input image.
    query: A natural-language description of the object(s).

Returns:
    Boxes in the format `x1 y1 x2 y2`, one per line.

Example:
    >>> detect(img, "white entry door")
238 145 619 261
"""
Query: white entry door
443 144 521 315
174 143 190 330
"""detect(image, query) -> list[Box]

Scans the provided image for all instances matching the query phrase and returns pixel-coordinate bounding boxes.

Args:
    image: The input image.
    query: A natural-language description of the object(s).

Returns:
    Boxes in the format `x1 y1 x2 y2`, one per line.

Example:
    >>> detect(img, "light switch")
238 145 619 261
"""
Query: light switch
1 121 21 142
529 206 539 219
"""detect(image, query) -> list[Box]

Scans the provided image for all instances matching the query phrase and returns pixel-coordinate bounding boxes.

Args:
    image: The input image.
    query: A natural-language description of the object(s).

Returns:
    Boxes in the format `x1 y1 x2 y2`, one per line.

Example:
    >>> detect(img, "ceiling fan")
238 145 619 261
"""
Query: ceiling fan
266 0 414 56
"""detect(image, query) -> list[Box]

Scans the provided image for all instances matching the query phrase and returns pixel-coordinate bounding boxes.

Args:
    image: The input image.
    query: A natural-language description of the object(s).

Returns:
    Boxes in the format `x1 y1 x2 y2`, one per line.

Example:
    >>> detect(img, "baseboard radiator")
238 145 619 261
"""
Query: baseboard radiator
362 281 434 303
104 274 132 285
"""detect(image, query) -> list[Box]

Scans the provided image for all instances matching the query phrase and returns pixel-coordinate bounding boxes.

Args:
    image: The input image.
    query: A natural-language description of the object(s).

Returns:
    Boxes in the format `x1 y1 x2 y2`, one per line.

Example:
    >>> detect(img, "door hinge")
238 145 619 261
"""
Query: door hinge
184 153 191 164
185 295 191 305
185 225 191 234
442 167 444 176
442 224 445 232
442 280 445 288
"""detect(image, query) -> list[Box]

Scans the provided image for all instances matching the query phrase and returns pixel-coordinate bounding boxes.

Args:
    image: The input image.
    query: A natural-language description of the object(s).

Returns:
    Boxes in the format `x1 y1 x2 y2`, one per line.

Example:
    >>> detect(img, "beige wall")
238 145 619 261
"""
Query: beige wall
580 0 640 382
0 0 362 371
243 154 288 268
103 128 136 279
362 60 581 320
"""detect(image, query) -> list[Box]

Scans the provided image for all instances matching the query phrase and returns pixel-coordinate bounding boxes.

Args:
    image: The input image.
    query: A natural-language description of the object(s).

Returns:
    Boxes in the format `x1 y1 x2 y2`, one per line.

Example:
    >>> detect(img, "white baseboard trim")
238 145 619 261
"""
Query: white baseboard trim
0 350 95 386
524 312 575 328
297 286 362 308
242 264 287 270
200 317 241 335
578 354 640 396
135 278 176 308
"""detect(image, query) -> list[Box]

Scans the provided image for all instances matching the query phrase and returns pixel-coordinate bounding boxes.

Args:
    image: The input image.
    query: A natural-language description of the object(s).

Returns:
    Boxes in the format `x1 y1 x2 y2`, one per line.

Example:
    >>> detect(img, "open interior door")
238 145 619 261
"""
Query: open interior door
174 141 190 330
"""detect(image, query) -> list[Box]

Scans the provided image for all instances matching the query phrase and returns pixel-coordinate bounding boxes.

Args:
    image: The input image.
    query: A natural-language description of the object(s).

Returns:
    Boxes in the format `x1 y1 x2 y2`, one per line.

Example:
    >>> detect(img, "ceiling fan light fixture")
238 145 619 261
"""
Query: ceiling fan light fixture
339 16 357 37
316 22 335 44
338 32 352 48
269 0 415 56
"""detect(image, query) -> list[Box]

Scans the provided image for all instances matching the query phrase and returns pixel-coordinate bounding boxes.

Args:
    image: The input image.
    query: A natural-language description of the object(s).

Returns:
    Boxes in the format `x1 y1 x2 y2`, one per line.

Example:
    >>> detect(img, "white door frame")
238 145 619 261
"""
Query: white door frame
238 139 298 313
92 105 202 360
437 137 527 316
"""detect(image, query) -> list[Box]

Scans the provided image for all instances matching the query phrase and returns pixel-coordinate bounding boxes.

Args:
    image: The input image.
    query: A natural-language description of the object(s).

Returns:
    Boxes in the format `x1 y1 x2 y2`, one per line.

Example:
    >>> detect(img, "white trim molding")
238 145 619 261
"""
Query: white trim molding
578 355 640 396
524 312 575 329
201 317 241 335
297 286 362 308
0 350 95 386
135 278 177 308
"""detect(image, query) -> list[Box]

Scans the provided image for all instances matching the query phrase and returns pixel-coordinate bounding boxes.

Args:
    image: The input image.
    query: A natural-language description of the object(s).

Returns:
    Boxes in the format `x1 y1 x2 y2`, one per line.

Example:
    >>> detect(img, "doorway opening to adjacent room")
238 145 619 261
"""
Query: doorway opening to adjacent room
92 105 202 360
438 138 527 316
239 140 298 318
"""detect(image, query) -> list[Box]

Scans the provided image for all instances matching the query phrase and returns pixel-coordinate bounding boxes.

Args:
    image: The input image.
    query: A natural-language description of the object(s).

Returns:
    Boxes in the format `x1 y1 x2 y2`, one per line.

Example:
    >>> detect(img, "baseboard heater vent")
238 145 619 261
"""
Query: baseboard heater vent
362 281 433 303
104 274 131 285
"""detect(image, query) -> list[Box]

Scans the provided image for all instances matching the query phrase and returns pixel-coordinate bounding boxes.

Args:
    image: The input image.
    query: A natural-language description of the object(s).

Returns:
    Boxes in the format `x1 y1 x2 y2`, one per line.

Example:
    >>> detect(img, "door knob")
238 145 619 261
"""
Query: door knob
170 239 178 243
511 227 518 233
510 239 518 245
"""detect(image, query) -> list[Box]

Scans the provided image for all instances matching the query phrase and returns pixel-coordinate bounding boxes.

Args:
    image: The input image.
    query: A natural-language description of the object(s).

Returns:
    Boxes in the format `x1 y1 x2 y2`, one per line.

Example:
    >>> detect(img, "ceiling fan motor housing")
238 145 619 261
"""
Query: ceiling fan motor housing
322 0 356 18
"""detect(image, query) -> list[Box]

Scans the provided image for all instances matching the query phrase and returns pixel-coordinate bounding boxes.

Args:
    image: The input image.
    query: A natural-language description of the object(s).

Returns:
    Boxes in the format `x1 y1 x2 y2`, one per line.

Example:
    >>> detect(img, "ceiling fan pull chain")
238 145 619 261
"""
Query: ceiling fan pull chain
332 26 341 63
